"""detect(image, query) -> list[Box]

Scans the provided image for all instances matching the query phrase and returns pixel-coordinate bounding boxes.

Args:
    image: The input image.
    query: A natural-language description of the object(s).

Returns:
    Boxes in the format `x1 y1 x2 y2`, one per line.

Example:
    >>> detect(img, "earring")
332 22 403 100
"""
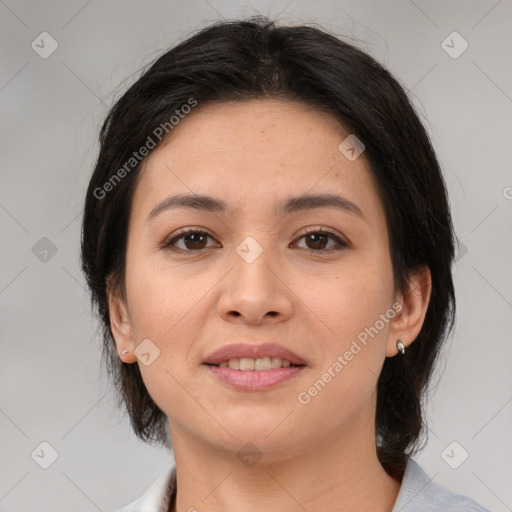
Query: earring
121 349 129 355
396 339 405 355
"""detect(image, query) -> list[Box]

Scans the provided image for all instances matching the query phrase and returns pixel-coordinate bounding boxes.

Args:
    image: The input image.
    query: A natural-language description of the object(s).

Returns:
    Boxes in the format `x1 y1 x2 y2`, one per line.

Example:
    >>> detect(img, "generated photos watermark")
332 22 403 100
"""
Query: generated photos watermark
93 97 198 200
297 301 403 405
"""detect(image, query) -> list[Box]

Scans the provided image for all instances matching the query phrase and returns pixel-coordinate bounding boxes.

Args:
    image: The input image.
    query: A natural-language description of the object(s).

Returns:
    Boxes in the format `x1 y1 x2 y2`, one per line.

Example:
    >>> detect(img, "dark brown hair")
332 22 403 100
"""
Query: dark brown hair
81 16 456 479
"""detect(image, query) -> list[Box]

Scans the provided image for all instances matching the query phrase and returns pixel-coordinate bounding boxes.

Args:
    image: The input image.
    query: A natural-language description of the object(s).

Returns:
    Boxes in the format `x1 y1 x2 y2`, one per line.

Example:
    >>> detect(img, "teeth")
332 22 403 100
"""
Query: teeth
255 357 271 371
217 357 297 371
240 358 255 371
271 356 281 369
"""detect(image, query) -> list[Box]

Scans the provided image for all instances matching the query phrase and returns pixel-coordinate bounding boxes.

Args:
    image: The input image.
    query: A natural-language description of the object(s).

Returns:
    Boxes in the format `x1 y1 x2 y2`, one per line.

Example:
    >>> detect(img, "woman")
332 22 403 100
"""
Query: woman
81 16 492 512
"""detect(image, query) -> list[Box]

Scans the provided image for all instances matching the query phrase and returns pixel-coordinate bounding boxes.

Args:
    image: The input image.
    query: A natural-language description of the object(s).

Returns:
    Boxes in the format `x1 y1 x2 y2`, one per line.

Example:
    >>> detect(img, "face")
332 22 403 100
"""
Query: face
110 99 413 460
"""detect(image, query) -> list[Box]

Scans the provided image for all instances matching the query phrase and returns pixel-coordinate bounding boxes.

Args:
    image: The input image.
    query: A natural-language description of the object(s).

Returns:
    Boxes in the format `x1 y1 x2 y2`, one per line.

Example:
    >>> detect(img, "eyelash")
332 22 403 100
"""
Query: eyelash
161 227 348 255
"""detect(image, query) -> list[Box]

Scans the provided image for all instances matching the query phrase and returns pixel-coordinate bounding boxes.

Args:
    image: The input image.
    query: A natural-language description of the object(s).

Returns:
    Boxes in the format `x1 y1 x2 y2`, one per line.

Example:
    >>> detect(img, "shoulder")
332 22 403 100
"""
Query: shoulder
392 457 493 512
114 466 175 512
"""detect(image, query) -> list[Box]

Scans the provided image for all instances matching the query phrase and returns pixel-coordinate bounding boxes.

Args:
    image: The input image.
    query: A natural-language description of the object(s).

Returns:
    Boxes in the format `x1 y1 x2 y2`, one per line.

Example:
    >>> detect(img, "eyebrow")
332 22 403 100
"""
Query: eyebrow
146 192 365 222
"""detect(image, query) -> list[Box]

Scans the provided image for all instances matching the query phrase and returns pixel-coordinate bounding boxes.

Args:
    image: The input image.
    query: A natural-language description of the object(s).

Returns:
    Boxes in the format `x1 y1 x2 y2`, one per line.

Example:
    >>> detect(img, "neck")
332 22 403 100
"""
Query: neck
169 420 403 512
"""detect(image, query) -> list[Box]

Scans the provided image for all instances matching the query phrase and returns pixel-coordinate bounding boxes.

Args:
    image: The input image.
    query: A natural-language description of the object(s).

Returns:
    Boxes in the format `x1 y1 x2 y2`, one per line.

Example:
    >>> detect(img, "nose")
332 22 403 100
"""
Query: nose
217 246 294 325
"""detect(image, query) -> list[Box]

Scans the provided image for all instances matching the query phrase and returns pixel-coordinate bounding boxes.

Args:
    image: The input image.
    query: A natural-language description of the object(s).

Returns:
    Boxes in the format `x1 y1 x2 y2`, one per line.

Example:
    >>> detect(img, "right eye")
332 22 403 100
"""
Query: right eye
161 229 220 253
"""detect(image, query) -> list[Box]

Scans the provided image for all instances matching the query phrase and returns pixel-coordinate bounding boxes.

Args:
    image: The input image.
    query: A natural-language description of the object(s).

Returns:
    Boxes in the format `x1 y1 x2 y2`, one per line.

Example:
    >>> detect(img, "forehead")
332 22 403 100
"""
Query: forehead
133 99 384 223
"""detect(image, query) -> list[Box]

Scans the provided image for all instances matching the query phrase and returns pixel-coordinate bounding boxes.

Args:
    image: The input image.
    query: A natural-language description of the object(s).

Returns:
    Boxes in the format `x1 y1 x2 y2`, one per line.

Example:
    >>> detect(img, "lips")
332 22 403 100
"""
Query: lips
202 342 307 391
202 342 307 367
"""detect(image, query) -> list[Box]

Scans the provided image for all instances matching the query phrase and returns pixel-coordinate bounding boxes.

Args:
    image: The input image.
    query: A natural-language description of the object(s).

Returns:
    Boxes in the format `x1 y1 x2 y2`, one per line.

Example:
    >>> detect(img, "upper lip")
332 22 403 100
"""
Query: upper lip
202 343 307 366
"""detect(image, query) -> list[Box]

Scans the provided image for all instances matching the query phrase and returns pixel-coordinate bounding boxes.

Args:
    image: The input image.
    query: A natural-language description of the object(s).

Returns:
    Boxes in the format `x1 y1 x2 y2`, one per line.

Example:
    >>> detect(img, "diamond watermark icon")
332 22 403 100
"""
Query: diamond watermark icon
441 441 469 469
236 236 263 264
338 134 365 161
31 32 59 59
236 442 262 468
31 441 59 469
454 238 468 263
134 338 161 366
32 237 58 263
441 32 468 59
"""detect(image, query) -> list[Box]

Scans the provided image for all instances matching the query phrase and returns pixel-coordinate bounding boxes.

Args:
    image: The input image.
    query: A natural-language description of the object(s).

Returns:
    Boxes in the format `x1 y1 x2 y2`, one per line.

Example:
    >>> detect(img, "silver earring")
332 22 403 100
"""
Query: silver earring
396 340 405 354
121 349 129 355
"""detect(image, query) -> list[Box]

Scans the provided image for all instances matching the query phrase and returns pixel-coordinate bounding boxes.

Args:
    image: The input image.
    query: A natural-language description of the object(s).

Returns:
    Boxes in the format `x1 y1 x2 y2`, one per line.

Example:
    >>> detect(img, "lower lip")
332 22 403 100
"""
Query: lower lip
203 365 305 390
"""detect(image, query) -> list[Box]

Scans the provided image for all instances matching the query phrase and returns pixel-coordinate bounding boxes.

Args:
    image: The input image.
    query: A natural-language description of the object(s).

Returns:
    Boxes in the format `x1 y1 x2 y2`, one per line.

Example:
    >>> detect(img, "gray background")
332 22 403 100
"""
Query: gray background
1 1 511 511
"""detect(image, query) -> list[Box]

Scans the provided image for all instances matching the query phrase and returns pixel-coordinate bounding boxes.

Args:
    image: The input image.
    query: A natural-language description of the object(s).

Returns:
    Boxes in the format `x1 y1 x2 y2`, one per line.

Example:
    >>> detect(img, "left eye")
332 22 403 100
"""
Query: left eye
293 230 348 252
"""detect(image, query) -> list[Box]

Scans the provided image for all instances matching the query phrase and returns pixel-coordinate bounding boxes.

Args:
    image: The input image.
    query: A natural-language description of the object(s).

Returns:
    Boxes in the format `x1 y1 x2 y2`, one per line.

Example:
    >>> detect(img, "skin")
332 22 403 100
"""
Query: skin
108 99 431 512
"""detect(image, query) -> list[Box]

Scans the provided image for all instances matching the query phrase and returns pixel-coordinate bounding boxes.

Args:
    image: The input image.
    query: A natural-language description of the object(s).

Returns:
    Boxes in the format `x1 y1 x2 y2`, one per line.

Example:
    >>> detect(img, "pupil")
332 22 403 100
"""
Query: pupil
186 233 206 249
307 233 327 250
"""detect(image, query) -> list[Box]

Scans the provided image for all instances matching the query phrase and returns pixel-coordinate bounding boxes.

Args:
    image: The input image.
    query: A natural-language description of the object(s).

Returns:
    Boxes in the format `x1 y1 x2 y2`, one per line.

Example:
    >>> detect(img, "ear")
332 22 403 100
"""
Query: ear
385 265 432 357
107 277 137 364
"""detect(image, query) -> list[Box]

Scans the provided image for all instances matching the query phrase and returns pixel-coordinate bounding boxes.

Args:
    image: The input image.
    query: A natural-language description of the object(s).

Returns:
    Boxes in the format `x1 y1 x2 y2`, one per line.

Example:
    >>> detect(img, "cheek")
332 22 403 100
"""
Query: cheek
123 260 213 405
295 256 394 410
300 255 394 342
125 257 209 339
294 271 392 421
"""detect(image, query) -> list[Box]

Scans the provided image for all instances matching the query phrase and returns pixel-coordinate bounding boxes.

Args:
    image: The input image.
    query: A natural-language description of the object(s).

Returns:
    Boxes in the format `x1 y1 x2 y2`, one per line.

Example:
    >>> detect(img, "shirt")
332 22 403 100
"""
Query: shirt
114 456 493 512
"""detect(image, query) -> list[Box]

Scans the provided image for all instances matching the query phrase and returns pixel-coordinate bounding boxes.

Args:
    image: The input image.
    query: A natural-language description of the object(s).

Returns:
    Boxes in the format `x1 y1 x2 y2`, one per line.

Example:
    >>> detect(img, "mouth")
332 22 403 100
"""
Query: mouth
202 343 307 390
204 357 304 371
